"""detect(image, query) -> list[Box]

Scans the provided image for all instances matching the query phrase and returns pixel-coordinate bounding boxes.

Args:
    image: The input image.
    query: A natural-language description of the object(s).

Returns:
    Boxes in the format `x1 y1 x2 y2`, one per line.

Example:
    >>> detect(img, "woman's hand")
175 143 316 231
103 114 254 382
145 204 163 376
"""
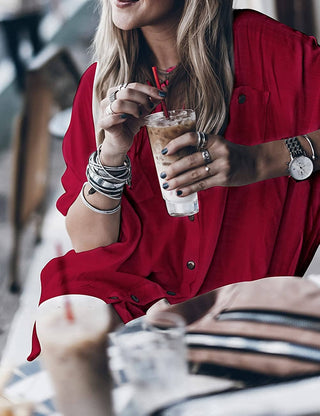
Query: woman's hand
160 132 289 196
98 83 164 165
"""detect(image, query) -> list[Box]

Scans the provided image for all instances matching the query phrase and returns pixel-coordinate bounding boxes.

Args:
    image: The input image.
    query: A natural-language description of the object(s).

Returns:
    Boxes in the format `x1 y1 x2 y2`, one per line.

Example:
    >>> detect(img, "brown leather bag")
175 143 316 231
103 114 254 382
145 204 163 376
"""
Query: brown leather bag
163 276 320 383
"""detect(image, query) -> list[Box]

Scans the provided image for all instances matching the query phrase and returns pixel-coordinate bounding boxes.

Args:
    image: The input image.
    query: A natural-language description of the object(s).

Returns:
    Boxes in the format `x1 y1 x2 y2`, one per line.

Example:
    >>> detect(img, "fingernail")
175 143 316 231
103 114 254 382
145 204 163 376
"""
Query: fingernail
120 113 129 119
160 172 167 179
149 101 155 108
162 183 169 190
158 90 167 98
161 148 168 155
176 190 183 196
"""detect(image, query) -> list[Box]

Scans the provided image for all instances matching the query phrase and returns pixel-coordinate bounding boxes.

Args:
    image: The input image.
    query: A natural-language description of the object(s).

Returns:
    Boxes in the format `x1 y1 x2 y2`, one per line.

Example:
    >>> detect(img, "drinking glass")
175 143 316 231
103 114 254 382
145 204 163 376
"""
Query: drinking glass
144 109 199 217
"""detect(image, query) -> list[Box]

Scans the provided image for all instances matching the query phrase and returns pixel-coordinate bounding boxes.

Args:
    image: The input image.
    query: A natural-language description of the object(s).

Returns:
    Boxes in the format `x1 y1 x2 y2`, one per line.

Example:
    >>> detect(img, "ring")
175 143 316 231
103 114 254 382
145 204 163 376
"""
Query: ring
105 103 116 116
201 149 212 165
109 90 119 103
119 82 128 90
197 131 208 151
205 165 210 173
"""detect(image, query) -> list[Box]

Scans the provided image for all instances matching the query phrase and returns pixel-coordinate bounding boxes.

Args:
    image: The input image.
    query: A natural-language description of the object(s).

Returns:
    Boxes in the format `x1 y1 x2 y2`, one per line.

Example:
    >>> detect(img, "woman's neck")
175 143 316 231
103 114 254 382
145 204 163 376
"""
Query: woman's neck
141 8 181 70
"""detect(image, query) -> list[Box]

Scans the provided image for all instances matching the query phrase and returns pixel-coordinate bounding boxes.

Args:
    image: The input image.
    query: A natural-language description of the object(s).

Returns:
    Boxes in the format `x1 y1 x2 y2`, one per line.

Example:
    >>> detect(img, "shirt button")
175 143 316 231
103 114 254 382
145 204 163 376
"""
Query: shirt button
108 296 119 300
238 94 246 104
188 215 195 222
131 295 139 303
187 261 196 270
167 291 176 296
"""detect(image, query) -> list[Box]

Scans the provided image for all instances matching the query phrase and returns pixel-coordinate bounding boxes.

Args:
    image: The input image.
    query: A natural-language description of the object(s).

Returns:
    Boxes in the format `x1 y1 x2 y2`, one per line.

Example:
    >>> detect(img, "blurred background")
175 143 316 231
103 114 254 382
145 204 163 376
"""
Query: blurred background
0 0 319 363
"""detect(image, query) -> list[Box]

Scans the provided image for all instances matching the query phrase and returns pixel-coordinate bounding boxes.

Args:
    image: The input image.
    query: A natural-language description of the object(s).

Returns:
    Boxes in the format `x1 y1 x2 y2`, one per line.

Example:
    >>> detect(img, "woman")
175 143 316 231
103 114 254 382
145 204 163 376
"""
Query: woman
31 0 320 359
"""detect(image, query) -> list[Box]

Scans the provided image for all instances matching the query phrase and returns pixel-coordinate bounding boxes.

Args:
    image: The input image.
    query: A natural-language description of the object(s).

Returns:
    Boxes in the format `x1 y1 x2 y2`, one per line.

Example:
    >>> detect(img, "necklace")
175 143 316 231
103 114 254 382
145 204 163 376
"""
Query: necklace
157 66 176 84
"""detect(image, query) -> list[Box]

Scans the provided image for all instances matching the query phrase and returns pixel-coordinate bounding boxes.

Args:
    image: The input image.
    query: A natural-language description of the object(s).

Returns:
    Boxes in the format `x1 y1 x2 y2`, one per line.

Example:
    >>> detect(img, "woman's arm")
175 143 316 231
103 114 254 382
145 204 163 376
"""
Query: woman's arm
255 131 320 182
160 129 320 196
65 83 163 252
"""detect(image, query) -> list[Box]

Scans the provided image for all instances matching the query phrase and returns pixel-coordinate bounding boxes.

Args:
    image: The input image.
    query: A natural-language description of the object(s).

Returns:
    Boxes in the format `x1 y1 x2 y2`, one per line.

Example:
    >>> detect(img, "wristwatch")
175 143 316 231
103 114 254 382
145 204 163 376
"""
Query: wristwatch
285 137 314 181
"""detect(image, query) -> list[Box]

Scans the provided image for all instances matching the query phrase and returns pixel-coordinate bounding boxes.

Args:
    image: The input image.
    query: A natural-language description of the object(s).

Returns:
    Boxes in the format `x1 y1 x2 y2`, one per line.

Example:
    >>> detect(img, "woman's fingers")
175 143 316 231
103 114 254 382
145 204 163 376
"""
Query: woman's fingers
164 145 215 180
161 133 259 194
116 83 165 109
160 133 237 194
163 131 199 154
162 159 229 196
99 82 165 130
108 82 164 116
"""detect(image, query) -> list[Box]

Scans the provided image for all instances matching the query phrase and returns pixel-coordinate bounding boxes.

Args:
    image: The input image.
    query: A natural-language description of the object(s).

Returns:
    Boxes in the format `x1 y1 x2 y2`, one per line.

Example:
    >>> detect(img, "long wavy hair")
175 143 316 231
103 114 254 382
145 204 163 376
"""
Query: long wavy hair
93 0 234 135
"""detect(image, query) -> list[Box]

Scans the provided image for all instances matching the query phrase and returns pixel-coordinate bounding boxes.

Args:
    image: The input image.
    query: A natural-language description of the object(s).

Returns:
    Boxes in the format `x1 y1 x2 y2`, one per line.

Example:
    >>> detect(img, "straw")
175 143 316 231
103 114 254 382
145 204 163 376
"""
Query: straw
56 243 74 322
152 66 169 119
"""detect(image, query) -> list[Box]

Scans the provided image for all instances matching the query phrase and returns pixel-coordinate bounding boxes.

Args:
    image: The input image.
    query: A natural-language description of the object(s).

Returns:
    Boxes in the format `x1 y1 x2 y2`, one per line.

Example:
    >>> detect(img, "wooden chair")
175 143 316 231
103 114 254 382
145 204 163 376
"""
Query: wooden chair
9 45 81 292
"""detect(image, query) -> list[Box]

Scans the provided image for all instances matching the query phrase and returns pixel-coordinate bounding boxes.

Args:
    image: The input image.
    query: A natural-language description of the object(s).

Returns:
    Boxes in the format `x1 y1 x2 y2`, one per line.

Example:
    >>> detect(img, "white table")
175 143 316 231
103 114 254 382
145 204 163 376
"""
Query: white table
2 358 320 416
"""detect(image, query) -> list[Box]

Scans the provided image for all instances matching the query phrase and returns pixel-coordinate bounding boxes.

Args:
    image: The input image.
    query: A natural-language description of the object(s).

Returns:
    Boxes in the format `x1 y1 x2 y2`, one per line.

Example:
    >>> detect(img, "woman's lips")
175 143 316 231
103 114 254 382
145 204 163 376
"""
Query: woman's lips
116 0 139 6
114 0 139 9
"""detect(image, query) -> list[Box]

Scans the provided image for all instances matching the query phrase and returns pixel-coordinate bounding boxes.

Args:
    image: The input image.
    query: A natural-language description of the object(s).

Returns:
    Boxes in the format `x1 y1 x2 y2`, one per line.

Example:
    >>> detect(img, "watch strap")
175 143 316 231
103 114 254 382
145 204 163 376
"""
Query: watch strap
285 137 306 158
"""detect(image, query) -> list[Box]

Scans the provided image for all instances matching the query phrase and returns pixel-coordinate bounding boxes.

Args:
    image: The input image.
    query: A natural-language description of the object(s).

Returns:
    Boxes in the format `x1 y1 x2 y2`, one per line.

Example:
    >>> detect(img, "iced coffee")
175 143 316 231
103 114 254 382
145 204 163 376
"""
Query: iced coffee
37 295 113 416
144 109 199 216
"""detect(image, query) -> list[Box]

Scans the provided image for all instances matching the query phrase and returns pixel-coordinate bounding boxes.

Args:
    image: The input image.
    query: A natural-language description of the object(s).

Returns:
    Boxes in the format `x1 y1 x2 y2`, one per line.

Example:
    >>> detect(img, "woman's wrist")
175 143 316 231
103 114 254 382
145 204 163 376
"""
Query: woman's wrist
255 131 320 182
101 133 131 166
254 139 290 182
100 149 128 167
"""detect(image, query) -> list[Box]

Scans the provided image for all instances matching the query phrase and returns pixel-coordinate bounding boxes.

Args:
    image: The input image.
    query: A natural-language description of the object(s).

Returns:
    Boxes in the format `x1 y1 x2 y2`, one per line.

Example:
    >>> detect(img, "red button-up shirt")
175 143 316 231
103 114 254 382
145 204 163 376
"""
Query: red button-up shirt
29 10 320 360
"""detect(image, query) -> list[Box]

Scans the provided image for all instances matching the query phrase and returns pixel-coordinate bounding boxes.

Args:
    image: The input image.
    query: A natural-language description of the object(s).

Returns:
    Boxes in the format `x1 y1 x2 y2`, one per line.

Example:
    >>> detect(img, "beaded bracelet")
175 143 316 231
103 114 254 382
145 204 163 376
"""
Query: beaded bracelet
80 182 121 215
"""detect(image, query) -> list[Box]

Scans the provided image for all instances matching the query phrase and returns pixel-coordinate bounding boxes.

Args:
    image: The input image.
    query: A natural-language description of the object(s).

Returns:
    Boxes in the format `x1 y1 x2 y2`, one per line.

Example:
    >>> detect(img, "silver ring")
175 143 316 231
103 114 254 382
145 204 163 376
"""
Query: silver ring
105 103 116 116
201 149 212 165
197 131 208 151
109 90 119 103
205 165 210 173
119 82 128 90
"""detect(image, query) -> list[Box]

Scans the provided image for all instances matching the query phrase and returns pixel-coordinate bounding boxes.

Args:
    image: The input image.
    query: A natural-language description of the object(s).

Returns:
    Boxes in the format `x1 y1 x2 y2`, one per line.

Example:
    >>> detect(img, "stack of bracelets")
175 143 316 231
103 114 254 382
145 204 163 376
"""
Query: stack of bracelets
81 144 132 215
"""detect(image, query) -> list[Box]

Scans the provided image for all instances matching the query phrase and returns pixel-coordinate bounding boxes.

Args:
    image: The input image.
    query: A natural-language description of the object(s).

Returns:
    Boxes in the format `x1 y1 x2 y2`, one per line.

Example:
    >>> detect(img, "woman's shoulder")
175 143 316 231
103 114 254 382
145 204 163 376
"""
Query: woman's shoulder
78 62 98 89
233 10 319 66
233 9 318 48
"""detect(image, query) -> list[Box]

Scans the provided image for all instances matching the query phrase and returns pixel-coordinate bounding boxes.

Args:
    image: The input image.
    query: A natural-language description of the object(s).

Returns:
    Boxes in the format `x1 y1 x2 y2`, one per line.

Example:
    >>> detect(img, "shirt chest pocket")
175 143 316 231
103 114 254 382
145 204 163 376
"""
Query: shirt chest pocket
225 86 270 145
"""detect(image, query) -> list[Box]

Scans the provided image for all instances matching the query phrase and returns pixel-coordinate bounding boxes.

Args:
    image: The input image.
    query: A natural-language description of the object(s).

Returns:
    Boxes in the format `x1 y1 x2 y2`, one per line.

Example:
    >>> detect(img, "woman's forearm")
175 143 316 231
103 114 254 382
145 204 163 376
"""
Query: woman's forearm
255 129 320 182
65 183 122 253
161 128 320 195
64 83 163 253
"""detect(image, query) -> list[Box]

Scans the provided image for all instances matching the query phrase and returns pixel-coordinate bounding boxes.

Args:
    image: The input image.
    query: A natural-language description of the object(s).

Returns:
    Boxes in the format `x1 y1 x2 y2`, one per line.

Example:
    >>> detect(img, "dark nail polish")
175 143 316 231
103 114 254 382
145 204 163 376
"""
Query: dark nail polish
149 101 155 108
176 190 183 196
160 172 167 179
158 90 167 98
120 113 129 119
161 148 168 155
162 183 169 190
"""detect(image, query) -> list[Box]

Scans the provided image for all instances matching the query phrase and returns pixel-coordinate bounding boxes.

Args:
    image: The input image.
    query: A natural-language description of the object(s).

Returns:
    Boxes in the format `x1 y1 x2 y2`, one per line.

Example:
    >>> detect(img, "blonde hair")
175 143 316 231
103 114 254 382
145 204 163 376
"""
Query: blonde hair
93 0 234 135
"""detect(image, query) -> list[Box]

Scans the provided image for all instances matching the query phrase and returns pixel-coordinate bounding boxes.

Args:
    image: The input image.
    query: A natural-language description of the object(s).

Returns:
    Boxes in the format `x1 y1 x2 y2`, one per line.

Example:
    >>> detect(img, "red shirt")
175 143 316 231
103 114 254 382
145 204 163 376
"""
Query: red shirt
29 10 320 360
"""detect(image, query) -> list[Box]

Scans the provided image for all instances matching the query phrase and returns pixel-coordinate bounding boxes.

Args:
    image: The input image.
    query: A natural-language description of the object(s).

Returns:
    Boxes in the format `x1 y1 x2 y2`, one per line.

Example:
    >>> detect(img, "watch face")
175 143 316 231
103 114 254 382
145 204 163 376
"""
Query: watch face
289 155 313 180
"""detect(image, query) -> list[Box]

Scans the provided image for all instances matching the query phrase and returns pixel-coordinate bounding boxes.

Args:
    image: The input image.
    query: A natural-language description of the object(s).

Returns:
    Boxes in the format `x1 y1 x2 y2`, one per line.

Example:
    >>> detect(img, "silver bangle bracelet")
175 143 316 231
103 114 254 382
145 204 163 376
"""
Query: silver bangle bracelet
86 169 124 200
86 180 123 200
80 182 121 215
86 166 125 190
303 134 316 161
89 151 131 184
